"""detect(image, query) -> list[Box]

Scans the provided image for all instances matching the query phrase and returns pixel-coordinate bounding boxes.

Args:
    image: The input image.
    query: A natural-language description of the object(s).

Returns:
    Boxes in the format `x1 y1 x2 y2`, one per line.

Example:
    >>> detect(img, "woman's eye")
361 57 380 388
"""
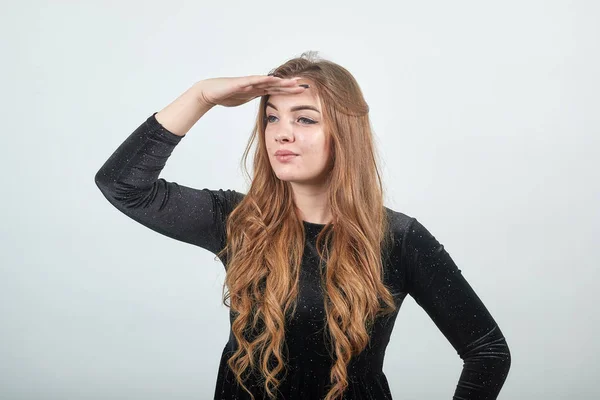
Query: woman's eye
265 115 316 125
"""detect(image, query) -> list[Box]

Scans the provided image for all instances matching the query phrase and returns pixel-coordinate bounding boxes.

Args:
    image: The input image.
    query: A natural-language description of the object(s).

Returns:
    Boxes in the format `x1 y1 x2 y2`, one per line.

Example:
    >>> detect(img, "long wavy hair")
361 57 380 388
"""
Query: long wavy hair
215 51 397 400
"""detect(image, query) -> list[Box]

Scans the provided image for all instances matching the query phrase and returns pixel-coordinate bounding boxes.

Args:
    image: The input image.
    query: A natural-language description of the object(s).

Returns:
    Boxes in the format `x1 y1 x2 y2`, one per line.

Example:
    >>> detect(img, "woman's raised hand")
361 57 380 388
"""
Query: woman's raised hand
197 75 306 108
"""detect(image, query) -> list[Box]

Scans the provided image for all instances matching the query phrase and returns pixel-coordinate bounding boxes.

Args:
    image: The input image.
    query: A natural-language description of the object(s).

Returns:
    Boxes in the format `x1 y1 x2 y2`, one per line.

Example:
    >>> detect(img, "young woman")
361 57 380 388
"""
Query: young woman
95 53 511 400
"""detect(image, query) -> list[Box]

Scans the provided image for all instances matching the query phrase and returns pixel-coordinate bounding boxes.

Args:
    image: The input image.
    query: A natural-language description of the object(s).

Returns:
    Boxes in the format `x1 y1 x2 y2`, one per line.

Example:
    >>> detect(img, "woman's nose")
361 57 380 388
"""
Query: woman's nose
276 123 295 141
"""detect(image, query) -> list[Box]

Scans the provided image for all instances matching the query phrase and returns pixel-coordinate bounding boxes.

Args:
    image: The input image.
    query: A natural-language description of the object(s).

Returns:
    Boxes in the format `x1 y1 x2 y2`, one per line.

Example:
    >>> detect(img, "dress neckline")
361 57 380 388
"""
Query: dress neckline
302 220 329 228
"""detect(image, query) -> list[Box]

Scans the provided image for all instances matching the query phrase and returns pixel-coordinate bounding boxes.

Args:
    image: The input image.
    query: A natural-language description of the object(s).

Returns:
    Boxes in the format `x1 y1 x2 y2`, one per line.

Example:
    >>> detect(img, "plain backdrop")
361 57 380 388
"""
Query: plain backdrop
2 1 598 399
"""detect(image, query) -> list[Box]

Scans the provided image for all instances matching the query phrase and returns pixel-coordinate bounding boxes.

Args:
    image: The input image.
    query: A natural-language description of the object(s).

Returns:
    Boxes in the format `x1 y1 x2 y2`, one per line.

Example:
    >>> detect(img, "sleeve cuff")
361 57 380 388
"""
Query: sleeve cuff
145 112 186 143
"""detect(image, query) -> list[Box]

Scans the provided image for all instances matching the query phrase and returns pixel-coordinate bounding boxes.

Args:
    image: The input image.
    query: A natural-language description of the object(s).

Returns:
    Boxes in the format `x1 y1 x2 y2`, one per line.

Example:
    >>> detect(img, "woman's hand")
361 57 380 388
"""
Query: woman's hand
197 75 306 108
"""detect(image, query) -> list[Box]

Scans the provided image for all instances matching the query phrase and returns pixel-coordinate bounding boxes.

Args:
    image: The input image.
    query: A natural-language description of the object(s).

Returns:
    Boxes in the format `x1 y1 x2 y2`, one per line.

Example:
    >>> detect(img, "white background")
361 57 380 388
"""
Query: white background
2 0 598 399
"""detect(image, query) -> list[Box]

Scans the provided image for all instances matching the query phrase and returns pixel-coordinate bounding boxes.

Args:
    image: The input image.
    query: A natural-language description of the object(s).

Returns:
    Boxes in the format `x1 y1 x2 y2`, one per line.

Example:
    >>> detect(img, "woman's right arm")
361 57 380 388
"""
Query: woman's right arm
154 81 215 136
94 81 244 255
94 76 303 255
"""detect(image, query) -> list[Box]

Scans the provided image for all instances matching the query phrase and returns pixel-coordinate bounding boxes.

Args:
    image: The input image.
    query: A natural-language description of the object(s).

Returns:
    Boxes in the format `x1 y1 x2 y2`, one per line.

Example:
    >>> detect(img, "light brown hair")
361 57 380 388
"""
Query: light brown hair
216 51 397 400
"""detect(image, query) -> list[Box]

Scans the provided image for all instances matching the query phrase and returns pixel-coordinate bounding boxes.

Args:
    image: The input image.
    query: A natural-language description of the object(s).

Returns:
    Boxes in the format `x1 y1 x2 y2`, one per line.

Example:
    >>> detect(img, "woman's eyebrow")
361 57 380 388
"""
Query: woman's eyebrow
266 102 321 114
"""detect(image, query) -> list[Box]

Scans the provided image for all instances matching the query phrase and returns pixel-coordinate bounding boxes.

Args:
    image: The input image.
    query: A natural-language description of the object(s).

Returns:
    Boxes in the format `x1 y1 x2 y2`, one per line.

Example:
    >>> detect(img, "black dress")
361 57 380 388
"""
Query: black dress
94 112 511 399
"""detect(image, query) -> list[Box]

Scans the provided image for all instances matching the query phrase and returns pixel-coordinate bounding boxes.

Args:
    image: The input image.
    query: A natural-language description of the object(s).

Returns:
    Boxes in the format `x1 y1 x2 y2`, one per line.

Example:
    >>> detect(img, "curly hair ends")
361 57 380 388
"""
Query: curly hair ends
216 50 397 400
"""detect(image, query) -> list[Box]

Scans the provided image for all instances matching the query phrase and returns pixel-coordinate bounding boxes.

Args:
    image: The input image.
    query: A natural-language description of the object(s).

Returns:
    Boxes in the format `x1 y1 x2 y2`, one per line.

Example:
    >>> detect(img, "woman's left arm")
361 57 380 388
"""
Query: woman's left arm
402 217 511 399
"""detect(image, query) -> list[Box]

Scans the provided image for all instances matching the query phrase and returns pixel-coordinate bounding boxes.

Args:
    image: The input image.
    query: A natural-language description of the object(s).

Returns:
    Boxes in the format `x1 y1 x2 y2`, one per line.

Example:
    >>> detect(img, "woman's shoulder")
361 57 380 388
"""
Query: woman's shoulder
384 206 442 249
384 206 416 238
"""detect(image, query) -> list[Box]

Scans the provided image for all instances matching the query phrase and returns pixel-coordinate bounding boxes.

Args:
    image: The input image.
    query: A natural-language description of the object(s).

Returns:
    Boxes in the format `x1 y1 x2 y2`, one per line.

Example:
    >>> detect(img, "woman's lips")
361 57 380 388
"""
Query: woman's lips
275 154 298 162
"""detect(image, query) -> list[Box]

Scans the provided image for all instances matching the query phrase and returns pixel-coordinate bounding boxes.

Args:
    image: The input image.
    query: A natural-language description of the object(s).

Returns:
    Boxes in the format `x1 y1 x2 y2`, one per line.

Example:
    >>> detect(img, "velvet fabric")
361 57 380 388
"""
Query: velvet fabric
94 112 511 399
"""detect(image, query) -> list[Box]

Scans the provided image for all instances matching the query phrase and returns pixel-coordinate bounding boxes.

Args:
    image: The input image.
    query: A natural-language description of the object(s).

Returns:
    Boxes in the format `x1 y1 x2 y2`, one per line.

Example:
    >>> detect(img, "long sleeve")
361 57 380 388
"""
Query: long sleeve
402 217 511 399
94 112 244 256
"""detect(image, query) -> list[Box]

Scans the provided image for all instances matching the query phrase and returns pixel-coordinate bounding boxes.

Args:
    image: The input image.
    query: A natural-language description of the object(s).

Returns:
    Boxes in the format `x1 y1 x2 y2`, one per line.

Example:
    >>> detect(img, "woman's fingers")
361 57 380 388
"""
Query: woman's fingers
248 86 305 97
250 79 299 90
240 75 298 89
239 75 280 88
237 76 304 99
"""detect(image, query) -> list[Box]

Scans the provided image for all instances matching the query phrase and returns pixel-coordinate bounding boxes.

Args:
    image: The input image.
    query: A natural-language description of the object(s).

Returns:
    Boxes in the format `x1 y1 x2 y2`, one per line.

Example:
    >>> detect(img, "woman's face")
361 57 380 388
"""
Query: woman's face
264 78 332 186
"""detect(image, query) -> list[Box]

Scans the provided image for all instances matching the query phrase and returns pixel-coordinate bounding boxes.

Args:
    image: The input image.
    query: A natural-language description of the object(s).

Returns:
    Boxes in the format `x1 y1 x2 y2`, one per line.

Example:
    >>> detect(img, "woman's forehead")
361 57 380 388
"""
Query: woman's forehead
267 87 321 111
